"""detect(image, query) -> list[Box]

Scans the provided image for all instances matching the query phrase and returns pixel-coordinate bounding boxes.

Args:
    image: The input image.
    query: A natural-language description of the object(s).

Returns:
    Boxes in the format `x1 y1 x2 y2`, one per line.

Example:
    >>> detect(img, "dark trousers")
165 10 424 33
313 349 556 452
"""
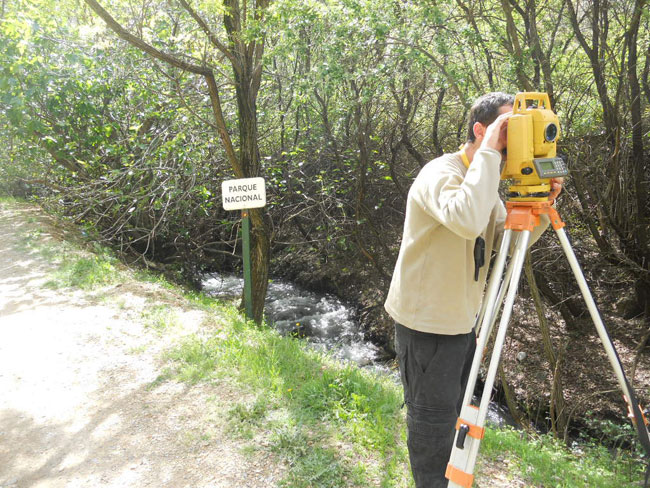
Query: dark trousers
395 323 476 488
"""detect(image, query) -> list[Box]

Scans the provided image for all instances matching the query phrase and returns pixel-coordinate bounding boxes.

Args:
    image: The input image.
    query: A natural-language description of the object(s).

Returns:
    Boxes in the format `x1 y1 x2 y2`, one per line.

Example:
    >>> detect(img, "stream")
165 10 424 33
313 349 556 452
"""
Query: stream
201 272 513 427
202 273 383 366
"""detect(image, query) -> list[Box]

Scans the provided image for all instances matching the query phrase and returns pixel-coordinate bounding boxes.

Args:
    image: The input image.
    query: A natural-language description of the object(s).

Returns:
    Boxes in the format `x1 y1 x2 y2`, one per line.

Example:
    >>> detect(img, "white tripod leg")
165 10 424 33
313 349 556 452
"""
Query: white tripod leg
555 227 646 421
475 234 517 339
447 230 531 488
475 249 517 343
461 230 513 408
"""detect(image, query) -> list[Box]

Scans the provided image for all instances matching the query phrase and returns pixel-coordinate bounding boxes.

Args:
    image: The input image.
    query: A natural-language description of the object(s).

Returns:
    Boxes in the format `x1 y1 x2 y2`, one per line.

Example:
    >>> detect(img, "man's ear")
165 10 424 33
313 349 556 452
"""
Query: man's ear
473 121 486 141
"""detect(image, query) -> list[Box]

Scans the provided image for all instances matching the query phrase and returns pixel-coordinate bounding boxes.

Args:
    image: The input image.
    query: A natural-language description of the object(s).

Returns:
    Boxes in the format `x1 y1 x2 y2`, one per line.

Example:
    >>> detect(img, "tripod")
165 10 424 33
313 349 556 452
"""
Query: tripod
445 199 650 488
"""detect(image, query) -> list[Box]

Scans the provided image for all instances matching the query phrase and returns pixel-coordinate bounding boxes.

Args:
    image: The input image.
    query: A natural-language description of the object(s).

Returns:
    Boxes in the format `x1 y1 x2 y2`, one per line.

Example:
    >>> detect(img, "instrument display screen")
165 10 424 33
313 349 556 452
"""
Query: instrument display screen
533 157 568 178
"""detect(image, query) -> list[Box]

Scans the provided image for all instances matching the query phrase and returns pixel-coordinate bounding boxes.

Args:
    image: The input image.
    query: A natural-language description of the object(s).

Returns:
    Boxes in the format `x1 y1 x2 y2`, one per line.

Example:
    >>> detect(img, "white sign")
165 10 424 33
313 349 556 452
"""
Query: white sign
221 177 266 211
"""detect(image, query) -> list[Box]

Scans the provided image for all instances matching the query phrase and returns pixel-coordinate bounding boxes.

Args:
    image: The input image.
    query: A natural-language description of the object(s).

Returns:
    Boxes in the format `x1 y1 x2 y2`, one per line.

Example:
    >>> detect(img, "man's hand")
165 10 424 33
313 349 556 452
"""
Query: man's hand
479 112 512 153
550 177 564 201
481 112 512 152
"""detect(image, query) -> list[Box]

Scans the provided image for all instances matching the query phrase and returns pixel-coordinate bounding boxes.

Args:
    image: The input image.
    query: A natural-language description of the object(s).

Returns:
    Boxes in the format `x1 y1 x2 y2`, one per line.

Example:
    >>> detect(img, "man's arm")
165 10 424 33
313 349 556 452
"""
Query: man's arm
411 113 513 240
412 149 502 240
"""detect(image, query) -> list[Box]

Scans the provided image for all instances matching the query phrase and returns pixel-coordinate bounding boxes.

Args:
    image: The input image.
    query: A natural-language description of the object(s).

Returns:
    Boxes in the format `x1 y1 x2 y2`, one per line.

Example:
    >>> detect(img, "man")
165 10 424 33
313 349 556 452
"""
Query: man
384 92 562 487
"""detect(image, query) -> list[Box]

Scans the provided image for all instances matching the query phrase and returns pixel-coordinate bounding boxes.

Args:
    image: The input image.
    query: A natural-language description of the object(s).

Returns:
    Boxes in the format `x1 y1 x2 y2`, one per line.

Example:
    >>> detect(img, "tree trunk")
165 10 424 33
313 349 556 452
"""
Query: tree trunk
498 362 526 428
248 207 270 323
224 0 270 324
432 88 446 157
524 252 568 437
500 0 533 91
627 0 649 277
85 0 271 324
566 0 619 145
455 0 494 89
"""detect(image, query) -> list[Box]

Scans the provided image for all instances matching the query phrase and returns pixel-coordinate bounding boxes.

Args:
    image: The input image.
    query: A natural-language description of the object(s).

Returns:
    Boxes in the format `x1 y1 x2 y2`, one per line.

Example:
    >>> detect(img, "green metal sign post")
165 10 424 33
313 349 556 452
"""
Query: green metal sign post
221 177 266 321
241 210 253 320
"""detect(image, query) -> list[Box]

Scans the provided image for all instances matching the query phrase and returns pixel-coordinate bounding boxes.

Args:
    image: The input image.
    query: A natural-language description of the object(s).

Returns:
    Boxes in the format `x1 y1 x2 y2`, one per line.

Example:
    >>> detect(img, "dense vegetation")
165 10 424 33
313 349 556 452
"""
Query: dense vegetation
1 0 648 452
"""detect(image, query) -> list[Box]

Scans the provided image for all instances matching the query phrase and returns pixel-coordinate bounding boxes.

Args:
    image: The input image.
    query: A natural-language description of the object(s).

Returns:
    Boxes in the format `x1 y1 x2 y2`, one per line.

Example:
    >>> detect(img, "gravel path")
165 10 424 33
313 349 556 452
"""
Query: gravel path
0 204 283 488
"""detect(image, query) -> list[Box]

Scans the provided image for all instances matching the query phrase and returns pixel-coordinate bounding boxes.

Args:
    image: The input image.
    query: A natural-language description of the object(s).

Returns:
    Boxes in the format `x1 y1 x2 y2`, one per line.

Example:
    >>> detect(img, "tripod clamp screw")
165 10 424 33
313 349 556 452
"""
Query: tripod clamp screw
456 424 470 449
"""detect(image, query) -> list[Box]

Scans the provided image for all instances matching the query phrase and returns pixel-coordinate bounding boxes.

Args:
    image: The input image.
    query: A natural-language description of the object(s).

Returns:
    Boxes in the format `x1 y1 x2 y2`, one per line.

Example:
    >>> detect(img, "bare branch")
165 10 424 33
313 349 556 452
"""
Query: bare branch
388 37 470 110
175 0 238 67
84 0 211 76
204 72 242 177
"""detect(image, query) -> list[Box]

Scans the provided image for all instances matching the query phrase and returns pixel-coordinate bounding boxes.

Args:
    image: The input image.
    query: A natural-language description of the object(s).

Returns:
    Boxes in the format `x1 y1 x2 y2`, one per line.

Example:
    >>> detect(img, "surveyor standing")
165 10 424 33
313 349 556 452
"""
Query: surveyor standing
384 92 562 487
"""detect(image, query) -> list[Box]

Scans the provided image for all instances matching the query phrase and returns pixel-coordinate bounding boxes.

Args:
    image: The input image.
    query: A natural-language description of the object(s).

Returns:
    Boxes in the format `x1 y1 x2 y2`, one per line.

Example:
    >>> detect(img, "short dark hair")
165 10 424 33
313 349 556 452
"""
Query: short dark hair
466 92 514 142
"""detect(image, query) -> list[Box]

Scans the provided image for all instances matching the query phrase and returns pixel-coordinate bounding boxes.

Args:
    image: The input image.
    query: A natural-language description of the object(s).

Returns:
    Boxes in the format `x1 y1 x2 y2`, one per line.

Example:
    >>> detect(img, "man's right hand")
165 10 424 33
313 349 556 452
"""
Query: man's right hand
480 112 512 153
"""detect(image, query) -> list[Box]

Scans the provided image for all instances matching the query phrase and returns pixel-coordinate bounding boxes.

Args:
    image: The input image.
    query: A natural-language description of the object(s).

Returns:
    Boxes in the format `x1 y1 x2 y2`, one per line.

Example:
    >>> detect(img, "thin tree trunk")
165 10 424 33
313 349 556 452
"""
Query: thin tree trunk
455 0 494 89
524 251 568 437
498 362 526 428
432 88 446 157
627 0 649 267
500 0 533 91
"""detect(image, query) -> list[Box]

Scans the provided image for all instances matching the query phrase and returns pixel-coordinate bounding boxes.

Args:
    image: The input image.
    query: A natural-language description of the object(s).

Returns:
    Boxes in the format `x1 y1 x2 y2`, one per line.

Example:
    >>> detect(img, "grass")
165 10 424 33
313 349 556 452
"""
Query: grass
45 254 122 289
480 427 644 487
164 306 408 487
141 304 179 332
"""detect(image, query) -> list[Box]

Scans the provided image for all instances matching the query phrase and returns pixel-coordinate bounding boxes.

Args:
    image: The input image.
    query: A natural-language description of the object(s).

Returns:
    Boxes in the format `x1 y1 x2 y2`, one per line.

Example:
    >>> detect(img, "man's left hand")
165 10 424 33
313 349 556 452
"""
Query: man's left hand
550 177 564 201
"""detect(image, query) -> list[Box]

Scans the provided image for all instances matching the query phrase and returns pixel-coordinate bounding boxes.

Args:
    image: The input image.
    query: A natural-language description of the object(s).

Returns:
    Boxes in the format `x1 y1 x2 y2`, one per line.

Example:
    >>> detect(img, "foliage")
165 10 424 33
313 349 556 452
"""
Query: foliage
0 1 237 273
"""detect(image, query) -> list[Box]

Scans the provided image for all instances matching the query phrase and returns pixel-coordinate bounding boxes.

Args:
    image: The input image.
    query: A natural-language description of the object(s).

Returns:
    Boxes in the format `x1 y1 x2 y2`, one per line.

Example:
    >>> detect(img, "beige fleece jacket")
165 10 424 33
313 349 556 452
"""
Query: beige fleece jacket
384 148 548 335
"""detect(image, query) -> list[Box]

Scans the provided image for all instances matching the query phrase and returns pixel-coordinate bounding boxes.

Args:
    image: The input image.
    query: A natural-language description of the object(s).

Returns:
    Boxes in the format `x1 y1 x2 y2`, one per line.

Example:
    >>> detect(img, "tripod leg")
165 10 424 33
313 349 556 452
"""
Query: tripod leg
475 237 516 338
462 230 513 408
447 230 531 488
476 250 518 343
476 230 530 429
555 227 650 438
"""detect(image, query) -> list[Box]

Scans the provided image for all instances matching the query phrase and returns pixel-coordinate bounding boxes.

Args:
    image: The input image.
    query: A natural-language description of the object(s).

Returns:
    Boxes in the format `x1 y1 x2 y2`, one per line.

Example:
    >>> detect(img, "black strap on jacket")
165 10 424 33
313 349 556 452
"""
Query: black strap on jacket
473 236 485 281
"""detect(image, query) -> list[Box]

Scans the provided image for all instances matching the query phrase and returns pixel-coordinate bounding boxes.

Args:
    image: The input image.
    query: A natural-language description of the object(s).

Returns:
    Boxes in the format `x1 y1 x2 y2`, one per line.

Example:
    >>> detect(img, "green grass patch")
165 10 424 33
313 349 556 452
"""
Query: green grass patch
227 397 269 439
127 344 148 355
480 426 645 487
279 444 353 488
268 422 367 488
141 304 179 332
46 253 122 290
168 310 404 449
0 196 25 206
17 227 64 260
133 268 179 291
164 305 409 487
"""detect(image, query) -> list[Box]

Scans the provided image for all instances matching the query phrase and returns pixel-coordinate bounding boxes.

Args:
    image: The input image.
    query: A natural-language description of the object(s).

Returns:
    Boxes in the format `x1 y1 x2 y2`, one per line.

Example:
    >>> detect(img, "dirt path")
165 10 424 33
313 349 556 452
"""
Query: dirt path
0 204 283 488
